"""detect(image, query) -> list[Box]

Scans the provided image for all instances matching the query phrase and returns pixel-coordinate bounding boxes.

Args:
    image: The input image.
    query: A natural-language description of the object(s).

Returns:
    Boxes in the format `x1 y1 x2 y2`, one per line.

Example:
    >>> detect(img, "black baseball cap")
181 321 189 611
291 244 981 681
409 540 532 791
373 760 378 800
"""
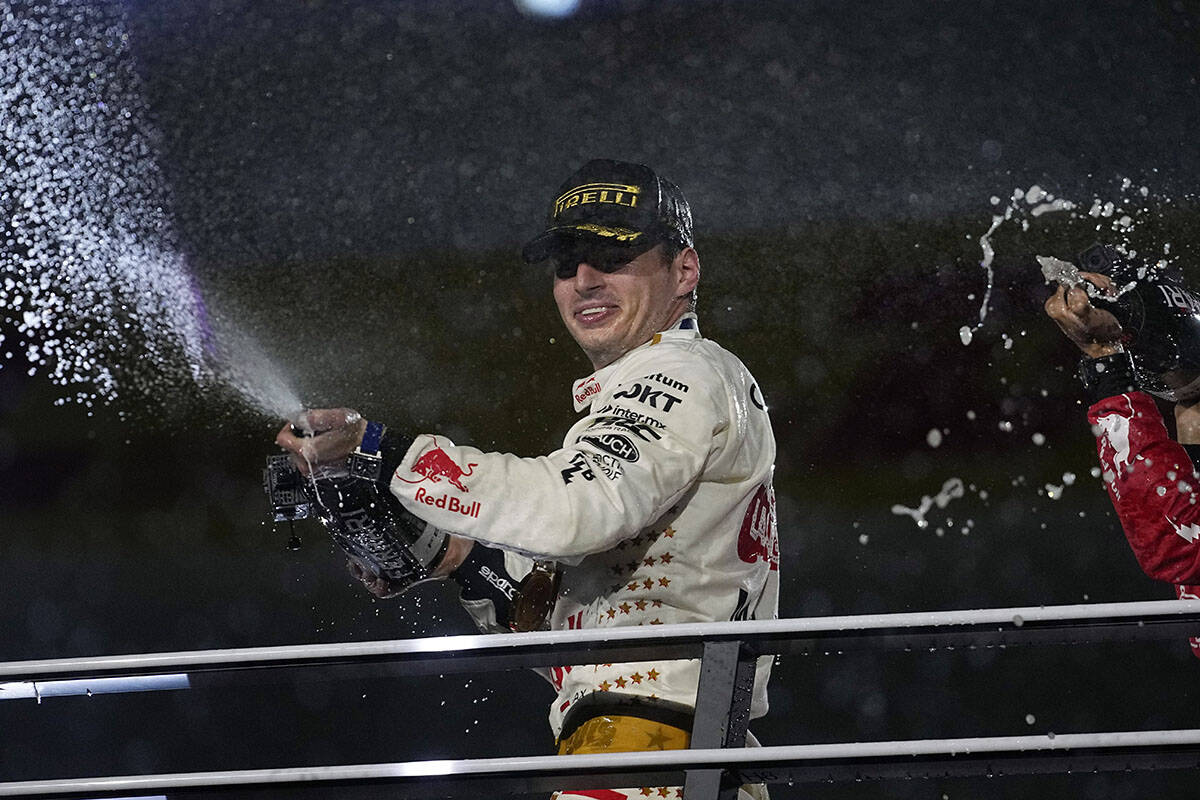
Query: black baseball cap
521 159 694 264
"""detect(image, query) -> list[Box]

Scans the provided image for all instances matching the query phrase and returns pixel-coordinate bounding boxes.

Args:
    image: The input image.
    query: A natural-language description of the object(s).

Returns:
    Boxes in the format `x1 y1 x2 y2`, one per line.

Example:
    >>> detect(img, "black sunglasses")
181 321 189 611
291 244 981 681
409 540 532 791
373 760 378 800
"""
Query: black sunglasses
551 241 660 279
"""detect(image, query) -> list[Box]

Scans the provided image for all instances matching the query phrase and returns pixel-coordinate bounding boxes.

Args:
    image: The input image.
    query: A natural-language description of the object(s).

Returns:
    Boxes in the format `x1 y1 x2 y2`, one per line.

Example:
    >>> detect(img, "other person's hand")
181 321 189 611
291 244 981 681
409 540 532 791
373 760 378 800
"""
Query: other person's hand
1176 398 1200 446
275 407 368 475
1043 271 1125 358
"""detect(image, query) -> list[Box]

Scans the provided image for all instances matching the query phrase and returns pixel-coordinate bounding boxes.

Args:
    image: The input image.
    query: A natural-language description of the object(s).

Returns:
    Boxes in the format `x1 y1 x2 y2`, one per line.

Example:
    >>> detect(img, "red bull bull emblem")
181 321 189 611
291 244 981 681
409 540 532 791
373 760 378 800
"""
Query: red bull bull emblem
398 440 477 492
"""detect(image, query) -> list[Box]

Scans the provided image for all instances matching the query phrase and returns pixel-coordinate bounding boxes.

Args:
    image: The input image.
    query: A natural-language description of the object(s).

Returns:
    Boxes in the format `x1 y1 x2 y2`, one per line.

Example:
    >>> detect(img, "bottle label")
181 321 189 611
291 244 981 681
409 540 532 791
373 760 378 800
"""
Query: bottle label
1157 284 1200 316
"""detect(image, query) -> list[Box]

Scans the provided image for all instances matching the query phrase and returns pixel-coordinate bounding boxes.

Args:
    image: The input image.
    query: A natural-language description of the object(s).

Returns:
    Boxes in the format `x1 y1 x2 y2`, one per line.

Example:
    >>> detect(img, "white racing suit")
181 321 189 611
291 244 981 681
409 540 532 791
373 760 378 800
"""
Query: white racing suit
389 314 779 797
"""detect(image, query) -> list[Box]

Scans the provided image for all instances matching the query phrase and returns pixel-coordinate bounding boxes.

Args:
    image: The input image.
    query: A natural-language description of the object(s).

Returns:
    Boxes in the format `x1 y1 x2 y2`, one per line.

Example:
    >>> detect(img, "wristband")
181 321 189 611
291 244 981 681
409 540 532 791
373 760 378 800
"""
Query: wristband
1078 350 1139 404
348 420 385 481
361 420 385 454
378 429 415 486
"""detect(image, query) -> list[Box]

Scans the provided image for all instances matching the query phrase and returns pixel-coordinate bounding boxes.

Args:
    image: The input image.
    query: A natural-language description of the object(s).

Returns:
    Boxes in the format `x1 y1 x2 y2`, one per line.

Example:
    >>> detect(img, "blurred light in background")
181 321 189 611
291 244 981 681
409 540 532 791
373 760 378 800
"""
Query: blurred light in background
513 0 581 18
0 674 190 702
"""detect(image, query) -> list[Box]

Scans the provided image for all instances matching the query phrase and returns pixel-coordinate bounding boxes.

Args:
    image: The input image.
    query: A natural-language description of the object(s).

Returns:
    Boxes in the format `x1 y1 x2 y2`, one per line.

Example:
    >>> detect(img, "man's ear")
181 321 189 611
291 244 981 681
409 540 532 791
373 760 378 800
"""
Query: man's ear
675 247 700 298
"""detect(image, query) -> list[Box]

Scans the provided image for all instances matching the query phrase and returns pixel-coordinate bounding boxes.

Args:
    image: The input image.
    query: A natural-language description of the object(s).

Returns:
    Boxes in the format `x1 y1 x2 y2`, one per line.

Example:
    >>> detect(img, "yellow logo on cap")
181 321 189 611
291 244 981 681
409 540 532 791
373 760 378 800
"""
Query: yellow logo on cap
570 224 643 242
554 183 641 218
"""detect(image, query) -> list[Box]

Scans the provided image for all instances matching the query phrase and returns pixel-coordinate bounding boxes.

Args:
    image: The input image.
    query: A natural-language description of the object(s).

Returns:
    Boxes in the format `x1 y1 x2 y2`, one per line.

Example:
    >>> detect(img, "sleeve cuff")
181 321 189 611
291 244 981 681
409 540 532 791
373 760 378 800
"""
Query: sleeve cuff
378 429 415 486
1078 351 1139 405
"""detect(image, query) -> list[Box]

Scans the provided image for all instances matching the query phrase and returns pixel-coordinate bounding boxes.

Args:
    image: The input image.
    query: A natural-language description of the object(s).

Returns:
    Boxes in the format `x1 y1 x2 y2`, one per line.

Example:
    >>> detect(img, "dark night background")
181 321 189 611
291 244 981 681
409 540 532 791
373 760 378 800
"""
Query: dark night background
3 0 1200 797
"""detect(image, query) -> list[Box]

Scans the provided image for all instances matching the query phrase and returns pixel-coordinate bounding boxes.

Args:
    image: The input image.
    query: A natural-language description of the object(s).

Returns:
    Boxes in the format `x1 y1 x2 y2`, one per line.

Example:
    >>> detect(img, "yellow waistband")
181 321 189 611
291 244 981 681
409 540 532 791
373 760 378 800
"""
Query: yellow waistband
557 714 691 755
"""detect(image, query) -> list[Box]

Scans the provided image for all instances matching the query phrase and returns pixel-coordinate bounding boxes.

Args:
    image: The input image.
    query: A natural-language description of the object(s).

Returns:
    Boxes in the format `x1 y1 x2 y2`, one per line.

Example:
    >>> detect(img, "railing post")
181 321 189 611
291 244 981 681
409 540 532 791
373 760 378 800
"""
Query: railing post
685 638 756 800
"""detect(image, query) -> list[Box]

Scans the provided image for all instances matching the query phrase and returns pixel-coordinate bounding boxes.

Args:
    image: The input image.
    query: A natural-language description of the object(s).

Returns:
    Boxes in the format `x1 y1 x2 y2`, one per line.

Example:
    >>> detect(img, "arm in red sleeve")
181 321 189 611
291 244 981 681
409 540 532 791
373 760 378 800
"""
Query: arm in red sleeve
1089 391 1200 583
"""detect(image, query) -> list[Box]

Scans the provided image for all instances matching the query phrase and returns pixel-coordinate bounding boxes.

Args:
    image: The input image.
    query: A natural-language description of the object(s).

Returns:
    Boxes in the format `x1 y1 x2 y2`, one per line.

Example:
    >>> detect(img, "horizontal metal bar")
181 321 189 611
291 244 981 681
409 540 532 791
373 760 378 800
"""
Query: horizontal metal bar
1 600 1197 684
2 730 1198 798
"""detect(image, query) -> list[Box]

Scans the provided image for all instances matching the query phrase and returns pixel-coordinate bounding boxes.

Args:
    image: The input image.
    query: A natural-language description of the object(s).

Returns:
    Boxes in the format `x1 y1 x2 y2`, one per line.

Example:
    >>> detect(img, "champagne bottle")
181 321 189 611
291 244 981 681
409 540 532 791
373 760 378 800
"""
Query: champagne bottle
1080 243 1200 401
265 424 448 592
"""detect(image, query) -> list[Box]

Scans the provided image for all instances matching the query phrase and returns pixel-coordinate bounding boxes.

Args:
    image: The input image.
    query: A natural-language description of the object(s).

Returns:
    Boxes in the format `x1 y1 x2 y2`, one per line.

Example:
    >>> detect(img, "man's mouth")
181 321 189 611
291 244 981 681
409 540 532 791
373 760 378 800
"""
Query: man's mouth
576 305 618 325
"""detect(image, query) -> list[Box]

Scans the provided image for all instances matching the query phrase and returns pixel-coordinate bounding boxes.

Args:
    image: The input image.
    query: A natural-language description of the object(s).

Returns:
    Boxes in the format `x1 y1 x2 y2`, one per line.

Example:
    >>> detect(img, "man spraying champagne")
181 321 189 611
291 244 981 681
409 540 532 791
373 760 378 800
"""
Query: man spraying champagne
1045 244 1200 657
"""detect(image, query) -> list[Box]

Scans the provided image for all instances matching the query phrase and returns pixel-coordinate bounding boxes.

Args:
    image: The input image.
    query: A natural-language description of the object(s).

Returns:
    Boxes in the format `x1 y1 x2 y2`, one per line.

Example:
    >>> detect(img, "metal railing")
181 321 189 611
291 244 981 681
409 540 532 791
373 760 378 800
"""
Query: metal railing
2 599 1200 799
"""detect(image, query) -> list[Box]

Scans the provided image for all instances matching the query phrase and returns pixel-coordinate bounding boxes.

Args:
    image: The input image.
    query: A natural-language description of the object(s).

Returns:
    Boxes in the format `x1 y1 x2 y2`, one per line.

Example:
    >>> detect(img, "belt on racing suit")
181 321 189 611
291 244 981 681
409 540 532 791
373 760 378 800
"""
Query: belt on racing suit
554 693 771 800
556 693 693 755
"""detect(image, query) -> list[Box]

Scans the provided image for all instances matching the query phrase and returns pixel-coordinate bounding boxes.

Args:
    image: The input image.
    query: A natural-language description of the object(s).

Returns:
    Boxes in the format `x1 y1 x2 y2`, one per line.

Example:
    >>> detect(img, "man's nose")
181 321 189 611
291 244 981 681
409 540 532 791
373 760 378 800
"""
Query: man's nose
572 261 606 289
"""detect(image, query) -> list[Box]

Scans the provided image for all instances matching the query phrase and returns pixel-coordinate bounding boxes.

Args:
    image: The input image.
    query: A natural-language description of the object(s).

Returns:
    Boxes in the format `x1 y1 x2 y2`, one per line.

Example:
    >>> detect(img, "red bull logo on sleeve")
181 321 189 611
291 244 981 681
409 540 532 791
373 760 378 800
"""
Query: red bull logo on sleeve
397 438 477 492
572 376 602 411
412 486 482 519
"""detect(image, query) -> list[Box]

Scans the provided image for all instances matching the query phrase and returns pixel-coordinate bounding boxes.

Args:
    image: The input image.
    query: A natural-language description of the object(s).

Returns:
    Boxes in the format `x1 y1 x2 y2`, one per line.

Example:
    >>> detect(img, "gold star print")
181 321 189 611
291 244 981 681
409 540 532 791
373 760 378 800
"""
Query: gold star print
639 790 654 797
659 552 673 564
652 600 663 608
631 672 644 684
657 788 671 798
619 602 632 614
598 680 612 691
644 727 671 749
627 581 640 591
606 608 617 620
643 556 656 567
635 600 648 611
649 618 663 625
658 577 671 587
662 526 676 538
643 579 654 590
615 676 627 688
647 668 660 680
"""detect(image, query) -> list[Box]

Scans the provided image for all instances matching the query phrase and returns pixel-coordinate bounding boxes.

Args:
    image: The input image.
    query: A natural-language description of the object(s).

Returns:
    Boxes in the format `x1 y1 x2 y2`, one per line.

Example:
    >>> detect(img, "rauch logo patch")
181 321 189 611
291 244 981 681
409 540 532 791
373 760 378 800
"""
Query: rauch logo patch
581 433 640 462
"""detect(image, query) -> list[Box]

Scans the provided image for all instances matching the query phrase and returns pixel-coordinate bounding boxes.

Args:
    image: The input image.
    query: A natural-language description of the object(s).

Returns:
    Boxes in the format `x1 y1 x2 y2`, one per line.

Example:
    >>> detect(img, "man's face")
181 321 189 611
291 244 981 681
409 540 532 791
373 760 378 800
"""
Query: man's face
552 241 694 370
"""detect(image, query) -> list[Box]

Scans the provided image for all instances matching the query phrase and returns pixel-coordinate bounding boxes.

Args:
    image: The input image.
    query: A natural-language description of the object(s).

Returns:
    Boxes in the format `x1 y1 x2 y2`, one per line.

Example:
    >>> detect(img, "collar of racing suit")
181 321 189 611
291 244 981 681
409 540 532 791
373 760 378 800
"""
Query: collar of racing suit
570 312 701 412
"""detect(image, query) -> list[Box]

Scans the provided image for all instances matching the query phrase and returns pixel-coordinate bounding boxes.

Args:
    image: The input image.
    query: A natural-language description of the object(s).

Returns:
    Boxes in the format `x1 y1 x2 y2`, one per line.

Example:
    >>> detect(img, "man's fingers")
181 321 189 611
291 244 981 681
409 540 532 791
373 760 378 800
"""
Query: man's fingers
297 407 363 436
1045 284 1088 330
1079 271 1115 294
275 408 366 471
347 559 401 599
276 422 302 452
1044 284 1067 317
1064 284 1095 315
348 558 371 581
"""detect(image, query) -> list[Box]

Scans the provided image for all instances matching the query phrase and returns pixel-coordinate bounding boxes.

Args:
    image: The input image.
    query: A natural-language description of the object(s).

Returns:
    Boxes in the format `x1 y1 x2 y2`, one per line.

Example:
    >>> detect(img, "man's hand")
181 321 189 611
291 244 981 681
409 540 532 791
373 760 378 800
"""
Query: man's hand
347 557 407 598
1043 271 1125 358
346 535 474 598
432 535 475 578
1176 399 1200 446
275 407 368 475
